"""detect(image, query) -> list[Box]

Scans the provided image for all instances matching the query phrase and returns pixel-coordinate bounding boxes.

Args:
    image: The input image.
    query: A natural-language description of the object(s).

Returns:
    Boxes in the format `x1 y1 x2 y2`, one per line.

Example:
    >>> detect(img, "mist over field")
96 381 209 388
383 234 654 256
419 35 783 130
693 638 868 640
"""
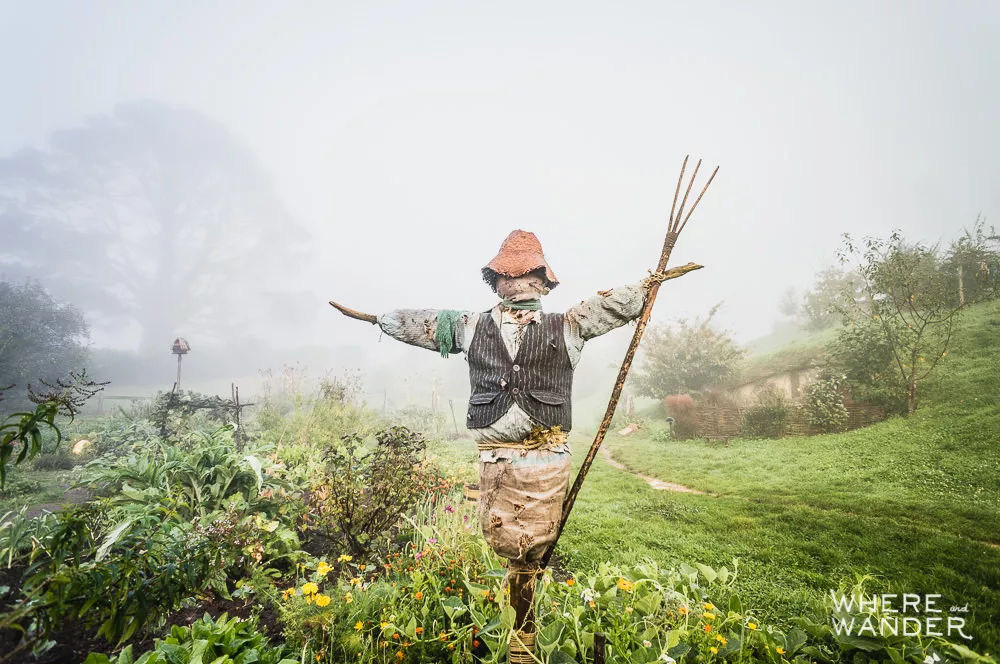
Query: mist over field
1 1 997 411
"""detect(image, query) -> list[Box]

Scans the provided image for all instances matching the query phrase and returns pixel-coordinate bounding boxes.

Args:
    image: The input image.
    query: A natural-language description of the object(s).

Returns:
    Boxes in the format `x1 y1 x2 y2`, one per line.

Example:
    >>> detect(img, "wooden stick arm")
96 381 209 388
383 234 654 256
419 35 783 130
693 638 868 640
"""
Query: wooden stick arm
328 301 378 325
654 261 704 281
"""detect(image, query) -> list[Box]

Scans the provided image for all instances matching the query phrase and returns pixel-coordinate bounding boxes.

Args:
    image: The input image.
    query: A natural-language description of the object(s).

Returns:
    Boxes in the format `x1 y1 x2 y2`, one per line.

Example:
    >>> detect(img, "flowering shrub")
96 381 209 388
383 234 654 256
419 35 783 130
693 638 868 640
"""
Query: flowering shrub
304 426 458 557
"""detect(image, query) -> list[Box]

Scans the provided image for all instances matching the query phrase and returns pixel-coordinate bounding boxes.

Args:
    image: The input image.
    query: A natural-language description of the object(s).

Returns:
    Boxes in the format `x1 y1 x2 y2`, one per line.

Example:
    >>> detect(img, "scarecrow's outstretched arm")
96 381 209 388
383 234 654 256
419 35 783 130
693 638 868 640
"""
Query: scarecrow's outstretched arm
330 302 478 356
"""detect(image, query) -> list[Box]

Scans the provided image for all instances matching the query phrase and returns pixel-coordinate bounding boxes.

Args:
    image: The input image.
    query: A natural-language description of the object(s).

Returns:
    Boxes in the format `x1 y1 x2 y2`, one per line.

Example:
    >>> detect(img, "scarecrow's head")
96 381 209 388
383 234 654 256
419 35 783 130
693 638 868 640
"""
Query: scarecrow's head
481 230 559 301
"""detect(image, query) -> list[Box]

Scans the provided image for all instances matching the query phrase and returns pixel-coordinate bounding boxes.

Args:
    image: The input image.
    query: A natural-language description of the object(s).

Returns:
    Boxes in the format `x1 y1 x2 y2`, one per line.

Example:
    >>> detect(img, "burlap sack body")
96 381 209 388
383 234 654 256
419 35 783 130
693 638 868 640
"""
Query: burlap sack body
478 452 571 563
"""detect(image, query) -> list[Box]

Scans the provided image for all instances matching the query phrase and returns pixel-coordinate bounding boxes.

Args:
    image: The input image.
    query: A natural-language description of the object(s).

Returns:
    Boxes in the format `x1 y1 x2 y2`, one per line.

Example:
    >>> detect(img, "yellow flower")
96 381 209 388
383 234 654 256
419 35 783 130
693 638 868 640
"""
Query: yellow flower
715 635 727 645
625 607 633 614
344 592 353 604
351 577 362 586
339 554 353 563
381 621 389 629
281 587 296 600
710 647 718 654
360 564 366 571
776 647 786 655
301 582 319 596
588 600 596 609
355 621 364 631
704 612 716 620
616 578 634 592
317 562 333 576
747 622 757 630
704 602 714 610
315 594 331 607
305 595 313 605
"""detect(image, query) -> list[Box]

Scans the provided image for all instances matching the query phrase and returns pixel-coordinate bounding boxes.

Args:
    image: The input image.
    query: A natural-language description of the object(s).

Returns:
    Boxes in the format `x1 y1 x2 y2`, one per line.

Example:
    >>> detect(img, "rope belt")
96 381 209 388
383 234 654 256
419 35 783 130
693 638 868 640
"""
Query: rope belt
509 631 537 663
476 425 568 452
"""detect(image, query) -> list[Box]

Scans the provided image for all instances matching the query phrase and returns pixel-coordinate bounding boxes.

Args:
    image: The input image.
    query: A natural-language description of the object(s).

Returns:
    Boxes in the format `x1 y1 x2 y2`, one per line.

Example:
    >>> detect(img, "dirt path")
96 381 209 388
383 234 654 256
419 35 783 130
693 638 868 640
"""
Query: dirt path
24 488 90 519
600 446 711 495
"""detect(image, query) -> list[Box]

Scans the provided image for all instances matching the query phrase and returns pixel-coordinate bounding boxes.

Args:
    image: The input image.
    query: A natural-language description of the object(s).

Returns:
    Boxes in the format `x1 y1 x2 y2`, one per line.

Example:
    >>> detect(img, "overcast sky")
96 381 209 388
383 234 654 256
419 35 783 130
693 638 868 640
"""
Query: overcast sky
1 0 997 359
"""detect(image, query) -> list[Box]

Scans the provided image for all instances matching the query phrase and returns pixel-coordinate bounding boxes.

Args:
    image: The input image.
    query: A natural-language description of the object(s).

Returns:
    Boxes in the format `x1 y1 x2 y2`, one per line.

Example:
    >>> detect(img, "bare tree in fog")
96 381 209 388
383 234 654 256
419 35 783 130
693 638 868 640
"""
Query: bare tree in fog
0 100 314 354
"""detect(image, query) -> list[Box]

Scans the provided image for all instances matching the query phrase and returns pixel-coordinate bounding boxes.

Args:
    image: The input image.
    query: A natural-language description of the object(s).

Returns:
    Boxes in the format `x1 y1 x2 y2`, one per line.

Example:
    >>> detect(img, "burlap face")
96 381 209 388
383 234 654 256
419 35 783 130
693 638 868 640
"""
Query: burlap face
478 454 571 563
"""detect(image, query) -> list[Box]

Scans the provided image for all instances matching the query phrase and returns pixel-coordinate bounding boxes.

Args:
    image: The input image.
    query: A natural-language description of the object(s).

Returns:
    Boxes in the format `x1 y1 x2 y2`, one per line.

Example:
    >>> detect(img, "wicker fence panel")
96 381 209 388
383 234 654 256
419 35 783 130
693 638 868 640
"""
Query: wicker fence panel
687 402 885 439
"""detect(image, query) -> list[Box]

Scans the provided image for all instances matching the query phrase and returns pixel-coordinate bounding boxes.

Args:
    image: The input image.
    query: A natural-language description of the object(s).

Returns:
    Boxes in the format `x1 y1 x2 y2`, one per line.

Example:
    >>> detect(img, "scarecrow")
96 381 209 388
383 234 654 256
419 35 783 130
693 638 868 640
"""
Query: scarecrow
330 157 717 661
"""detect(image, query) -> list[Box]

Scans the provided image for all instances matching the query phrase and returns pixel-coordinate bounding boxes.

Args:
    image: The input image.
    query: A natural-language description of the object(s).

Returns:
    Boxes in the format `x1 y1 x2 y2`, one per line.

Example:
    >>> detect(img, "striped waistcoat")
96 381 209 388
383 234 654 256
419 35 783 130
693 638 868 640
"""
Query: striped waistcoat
465 311 573 431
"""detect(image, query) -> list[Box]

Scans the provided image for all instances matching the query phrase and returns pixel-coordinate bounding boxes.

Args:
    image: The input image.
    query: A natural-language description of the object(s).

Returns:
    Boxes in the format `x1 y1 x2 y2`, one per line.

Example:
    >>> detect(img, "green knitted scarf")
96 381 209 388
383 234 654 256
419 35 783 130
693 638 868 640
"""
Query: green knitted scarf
436 310 463 358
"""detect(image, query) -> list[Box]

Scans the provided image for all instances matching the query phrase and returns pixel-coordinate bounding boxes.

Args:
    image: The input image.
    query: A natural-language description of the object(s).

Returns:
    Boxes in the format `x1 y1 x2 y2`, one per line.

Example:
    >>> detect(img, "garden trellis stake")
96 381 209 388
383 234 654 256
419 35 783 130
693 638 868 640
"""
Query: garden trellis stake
539 155 718 568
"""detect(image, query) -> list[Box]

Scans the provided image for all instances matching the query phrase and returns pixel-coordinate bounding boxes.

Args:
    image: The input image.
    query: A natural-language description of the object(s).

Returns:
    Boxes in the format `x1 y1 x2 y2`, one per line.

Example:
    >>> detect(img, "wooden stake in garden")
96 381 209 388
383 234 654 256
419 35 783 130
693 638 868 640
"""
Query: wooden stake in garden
541 156 718 569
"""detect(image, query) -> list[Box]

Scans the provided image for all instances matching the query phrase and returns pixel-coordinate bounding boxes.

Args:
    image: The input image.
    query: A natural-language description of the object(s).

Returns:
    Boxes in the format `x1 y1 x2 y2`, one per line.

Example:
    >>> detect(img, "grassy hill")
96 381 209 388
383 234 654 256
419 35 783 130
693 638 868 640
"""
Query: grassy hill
563 298 1000 652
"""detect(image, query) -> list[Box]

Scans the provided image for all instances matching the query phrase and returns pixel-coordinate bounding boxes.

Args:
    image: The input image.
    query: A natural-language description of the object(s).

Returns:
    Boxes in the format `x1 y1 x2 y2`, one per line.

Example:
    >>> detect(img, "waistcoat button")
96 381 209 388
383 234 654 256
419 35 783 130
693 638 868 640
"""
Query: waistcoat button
512 387 520 395
512 364 520 372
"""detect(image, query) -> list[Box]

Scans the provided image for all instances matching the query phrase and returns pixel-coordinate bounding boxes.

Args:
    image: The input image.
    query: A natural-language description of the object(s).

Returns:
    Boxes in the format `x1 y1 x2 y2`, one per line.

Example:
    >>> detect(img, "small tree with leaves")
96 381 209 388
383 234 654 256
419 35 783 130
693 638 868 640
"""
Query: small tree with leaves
631 303 745 399
835 231 963 415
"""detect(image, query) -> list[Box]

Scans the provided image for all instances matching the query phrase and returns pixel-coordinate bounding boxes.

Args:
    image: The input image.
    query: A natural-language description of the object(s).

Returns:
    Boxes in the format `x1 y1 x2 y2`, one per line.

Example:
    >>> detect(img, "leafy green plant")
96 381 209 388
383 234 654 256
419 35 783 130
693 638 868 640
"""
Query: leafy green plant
82 425 286 520
803 375 850 432
305 426 444 556
0 507 59 568
83 612 297 664
740 387 790 439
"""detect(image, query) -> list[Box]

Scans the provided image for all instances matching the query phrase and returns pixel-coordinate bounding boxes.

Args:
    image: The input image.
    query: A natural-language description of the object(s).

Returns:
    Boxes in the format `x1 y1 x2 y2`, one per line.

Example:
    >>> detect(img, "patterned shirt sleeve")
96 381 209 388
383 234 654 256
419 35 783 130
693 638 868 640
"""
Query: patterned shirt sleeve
564 282 647 342
376 309 480 354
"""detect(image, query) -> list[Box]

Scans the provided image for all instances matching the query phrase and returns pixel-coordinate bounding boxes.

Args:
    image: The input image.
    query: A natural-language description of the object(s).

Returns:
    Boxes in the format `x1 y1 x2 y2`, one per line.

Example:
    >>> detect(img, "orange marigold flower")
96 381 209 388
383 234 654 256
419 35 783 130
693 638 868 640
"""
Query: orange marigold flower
473 640 481 648
414 592 424 600
415 627 423 635
703 624 712 632
396 652 404 660
566 579 575 586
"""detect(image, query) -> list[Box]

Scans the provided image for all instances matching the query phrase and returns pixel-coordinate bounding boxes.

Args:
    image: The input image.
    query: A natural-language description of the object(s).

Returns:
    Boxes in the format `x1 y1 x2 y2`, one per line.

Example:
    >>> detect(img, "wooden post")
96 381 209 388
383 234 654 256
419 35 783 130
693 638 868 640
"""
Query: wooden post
449 399 460 436
176 353 182 390
594 632 606 664
958 264 965 305
508 568 538 664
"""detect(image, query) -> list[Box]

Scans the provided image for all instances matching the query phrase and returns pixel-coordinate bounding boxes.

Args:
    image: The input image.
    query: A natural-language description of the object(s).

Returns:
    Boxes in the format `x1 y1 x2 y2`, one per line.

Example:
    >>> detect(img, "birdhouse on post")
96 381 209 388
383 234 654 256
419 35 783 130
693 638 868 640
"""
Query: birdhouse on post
171 337 190 389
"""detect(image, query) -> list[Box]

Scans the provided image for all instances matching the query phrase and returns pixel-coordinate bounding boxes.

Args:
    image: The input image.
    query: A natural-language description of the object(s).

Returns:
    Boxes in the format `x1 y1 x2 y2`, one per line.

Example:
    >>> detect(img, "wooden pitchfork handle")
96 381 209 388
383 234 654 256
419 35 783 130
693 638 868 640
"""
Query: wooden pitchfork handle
328 301 378 324
539 155 718 570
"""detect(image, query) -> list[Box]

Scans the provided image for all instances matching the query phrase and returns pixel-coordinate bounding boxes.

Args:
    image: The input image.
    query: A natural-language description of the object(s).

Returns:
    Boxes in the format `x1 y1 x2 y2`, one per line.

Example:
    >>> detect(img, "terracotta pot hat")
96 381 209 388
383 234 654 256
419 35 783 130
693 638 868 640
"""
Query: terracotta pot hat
482 230 559 292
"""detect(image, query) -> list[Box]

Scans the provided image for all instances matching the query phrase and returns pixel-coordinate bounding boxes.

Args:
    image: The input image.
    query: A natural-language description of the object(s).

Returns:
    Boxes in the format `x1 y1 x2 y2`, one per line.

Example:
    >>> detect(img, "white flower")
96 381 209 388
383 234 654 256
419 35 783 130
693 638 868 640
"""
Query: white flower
643 640 652 648
661 655 676 663
923 655 941 664
580 588 599 603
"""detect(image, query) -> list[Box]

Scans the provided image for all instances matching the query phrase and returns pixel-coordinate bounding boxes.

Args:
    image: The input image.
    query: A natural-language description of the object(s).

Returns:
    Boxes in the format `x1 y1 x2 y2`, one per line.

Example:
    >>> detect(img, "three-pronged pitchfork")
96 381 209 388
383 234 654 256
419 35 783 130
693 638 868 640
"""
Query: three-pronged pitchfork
542 155 718 568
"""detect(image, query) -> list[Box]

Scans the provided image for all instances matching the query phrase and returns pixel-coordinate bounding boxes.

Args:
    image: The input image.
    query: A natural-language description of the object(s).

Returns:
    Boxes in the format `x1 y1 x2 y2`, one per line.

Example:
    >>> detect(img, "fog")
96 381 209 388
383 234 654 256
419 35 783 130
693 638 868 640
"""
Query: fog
1 0 997 414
